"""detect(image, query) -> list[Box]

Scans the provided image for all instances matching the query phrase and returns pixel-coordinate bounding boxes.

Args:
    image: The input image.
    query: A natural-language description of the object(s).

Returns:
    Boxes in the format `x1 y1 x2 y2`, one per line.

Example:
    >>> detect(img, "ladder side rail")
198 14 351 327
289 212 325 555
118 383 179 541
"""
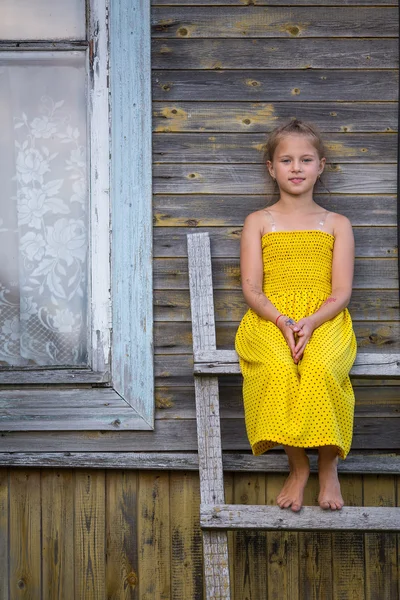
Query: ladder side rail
187 232 231 599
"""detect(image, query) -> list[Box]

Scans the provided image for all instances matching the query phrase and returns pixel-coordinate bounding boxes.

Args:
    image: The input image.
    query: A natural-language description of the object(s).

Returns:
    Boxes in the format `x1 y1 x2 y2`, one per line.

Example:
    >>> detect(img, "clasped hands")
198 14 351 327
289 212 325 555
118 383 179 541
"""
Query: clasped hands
276 315 316 364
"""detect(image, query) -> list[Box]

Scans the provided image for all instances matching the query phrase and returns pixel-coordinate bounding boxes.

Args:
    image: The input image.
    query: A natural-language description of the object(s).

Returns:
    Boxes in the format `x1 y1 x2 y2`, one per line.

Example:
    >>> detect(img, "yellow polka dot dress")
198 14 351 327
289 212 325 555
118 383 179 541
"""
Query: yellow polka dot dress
235 230 357 459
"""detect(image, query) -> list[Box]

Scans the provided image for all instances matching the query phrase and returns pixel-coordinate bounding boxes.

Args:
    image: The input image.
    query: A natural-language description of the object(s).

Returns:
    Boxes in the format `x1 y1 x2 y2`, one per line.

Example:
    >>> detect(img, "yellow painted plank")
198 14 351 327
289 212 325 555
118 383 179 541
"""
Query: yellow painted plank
266 473 299 600
233 473 267 599
42 469 74 600
74 470 106 599
299 471 333 600
138 472 170 599
106 470 138 599
9 469 41 600
0 469 8 600
364 475 397 600
332 474 365 600
170 471 203 599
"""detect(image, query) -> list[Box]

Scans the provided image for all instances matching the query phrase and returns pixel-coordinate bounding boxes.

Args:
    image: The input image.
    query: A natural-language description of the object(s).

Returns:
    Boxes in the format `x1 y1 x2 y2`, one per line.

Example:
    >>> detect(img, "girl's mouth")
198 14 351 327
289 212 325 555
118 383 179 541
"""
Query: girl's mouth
289 178 305 184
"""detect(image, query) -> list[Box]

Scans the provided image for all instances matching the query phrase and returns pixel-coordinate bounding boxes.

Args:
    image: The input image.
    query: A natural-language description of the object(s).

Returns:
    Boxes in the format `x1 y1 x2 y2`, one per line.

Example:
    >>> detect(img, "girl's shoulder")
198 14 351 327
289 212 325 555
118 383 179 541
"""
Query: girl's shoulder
326 211 353 233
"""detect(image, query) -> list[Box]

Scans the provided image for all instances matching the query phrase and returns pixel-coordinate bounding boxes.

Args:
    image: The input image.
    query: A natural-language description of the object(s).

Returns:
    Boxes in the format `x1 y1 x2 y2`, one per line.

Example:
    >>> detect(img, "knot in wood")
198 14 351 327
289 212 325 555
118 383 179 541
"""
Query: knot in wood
126 571 138 586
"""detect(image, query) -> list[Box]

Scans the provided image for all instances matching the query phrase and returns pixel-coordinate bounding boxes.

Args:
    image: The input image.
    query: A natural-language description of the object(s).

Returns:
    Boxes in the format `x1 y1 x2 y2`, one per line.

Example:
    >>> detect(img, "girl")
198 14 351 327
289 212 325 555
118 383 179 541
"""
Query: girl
235 118 357 512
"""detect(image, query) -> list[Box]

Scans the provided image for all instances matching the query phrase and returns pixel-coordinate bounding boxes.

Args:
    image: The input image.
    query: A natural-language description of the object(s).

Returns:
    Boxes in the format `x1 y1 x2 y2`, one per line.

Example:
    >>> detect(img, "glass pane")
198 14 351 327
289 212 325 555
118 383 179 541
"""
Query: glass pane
1 0 85 40
0 52 88 366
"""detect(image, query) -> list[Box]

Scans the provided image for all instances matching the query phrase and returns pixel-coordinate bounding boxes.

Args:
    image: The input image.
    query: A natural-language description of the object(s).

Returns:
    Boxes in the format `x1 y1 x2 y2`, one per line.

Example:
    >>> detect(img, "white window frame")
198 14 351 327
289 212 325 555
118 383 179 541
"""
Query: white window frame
0 0 154 431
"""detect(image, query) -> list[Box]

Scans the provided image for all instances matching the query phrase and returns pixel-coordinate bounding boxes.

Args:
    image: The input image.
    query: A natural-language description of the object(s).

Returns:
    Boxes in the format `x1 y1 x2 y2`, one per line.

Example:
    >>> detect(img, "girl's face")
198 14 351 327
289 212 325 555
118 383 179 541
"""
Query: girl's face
266 134 326 196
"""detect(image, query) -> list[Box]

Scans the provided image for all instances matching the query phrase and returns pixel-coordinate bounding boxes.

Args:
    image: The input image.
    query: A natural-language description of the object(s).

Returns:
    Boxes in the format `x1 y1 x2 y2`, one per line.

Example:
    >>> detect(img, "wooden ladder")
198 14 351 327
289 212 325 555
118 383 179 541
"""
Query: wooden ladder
187 231 400 600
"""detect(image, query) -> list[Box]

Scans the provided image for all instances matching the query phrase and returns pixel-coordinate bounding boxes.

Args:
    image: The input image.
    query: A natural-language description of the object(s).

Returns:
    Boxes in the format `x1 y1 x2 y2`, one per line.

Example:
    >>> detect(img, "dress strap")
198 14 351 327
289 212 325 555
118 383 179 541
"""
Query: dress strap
317 209 330 231
264 209 276 232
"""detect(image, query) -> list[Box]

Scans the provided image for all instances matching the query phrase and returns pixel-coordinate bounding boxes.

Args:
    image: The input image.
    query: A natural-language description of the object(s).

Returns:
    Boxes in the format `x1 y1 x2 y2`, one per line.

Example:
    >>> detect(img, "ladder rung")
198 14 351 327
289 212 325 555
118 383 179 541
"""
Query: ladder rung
200 504 400 531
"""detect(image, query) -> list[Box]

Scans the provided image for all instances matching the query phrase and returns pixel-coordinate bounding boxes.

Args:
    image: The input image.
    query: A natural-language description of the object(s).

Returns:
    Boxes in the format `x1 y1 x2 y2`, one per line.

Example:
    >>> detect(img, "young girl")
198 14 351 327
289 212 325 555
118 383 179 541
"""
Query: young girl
235 118 357 512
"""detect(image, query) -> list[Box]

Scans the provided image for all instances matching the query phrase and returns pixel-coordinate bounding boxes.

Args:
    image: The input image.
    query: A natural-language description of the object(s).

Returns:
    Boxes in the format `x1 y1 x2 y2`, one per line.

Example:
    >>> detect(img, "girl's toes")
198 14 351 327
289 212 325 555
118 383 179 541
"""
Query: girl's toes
291 502 302 512
319 500 330 510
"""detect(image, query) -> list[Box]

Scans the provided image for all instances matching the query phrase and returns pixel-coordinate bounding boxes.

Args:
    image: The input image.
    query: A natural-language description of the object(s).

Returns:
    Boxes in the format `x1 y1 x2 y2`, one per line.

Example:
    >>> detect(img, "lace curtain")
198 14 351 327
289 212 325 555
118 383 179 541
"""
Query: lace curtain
0 52 88 367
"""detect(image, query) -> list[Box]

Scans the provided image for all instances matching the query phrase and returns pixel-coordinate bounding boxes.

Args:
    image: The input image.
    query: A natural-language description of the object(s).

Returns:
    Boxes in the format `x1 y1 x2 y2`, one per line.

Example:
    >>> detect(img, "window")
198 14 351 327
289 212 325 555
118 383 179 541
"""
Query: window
0 0 154 430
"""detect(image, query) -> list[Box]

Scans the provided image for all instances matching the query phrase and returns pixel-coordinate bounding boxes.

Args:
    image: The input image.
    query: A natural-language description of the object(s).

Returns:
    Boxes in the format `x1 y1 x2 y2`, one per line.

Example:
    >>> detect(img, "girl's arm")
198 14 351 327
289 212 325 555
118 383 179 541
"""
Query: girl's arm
308 214 355 328
240 212 300 361
292 215 355 360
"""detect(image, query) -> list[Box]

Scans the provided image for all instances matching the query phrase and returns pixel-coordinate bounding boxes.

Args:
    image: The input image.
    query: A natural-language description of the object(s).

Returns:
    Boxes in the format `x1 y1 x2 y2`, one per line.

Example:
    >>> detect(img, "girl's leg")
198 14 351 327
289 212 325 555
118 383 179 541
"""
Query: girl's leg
317 445 344 510
277 445 310 512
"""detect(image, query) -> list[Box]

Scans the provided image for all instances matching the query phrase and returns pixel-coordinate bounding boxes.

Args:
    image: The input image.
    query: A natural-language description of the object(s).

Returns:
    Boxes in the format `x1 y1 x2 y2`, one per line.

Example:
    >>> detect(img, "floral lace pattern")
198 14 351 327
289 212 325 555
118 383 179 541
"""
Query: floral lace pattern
0 84 88 366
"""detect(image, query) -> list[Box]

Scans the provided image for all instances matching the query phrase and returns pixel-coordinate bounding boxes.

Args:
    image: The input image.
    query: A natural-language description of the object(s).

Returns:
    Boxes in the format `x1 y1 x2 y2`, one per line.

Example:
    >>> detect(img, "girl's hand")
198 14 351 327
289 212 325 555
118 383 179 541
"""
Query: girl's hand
291 316 317 362
276 316 301 363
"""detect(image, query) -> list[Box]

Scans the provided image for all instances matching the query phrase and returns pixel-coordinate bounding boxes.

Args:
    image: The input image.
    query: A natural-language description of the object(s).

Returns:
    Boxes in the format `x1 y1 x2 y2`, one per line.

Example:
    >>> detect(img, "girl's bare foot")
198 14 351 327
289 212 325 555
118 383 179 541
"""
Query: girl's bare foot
318 446 344 510
277 447 310 512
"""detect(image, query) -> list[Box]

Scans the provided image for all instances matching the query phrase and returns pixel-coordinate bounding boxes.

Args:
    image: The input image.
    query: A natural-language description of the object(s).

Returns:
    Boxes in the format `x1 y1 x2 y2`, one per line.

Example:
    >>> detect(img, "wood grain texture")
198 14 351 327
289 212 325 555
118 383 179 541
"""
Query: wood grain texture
154 194 398 227
0 469 8 600
332 475 365 600
89 0 112 374
151 7 398 38
153 70 398 102
153 102 398 133
233 473 267 598
111 0 154 427
154 257 398 290
74 471 106 599
153 38 397 70
152 0 398 6
155 288 400 322
137 472 171 599
170 472 203 600
41 469 74 600
266 473 299 600
156 226 398 258
106 471 138 600
9 470 41 600
364 475 398 600
154 163 398 194
154 132 398 163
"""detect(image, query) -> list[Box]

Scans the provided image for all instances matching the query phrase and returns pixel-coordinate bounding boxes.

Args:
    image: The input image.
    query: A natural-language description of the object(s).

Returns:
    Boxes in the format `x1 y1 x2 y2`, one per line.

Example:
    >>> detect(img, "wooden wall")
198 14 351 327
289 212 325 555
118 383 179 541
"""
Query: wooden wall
152 0 400 451
0 467 398 599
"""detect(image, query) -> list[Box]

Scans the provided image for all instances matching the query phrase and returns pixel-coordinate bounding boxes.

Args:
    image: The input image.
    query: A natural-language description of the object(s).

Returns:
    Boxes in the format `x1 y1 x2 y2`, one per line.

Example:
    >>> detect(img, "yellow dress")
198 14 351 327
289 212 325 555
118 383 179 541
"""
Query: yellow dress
234 229 357 459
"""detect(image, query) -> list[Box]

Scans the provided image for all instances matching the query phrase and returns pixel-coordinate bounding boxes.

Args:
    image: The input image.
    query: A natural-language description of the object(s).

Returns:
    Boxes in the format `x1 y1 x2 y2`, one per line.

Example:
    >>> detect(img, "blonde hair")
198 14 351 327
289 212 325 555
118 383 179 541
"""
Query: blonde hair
263 118 327 164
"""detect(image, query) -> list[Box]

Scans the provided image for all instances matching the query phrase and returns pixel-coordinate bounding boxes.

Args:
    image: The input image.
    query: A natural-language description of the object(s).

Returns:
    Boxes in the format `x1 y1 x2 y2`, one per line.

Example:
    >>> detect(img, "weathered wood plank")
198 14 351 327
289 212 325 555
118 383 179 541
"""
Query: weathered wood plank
157 320 400 354
153 132 397 163
153 102 398 133
152 0 398 6
137 472 171 599
9 470 41 600
233 473 267 598
0 469 8 600
266 473 299 600
156 226 398 257
200 504 400 531
0 451 399 473
155 385 400 419
154 163 398 194
364 475 398 600
153 70 398 102
299 475 333 600
42 469 74 600
0 417 397 451
75 471 105 599
193 349 400 376
111 0 154 427
153 38 397 70
0 368 107 384
106 471 138 599
170 472 203 599
154 257 399 290
151 7 398 38
155 289 400 322
0 388 153 431
154 194 397 227
332 475 365 600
